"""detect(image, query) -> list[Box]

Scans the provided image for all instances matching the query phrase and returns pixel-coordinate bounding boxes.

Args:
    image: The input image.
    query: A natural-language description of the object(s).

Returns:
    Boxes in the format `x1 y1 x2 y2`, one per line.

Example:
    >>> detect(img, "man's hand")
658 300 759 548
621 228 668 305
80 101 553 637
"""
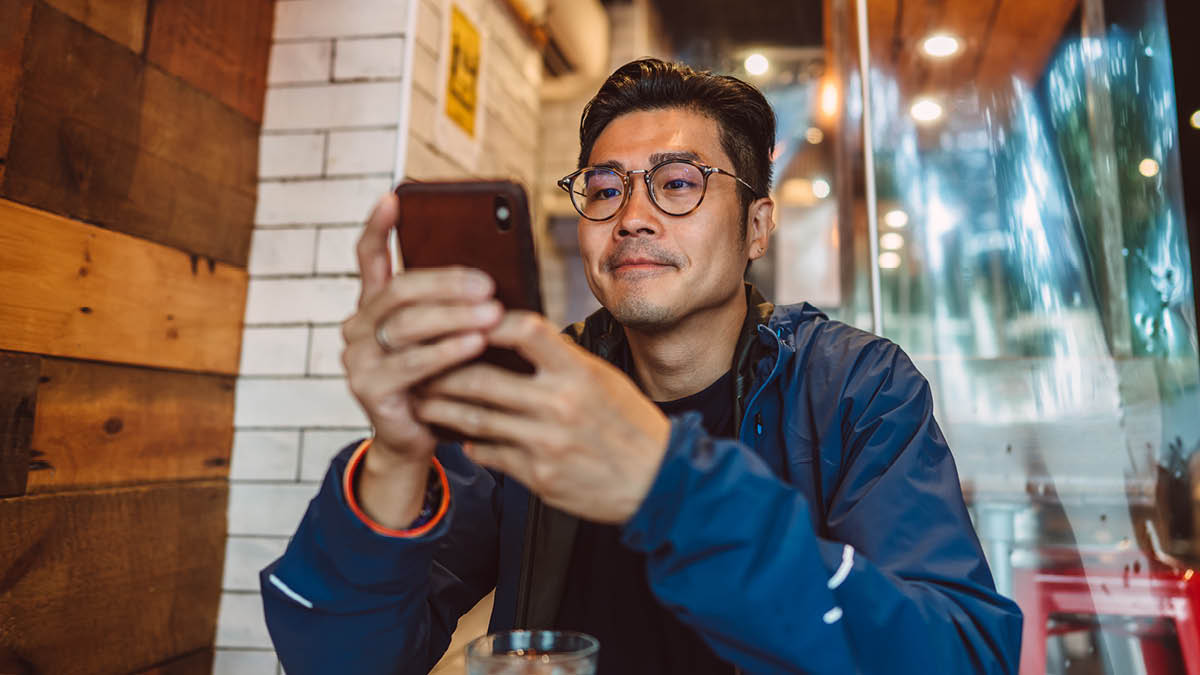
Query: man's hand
414 311 672 524
340 194 502 528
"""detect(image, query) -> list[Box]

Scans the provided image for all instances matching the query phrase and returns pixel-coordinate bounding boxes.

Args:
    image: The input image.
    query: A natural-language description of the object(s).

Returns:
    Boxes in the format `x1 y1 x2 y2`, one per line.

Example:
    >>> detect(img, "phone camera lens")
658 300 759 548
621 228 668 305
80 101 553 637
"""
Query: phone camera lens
494 195 512 231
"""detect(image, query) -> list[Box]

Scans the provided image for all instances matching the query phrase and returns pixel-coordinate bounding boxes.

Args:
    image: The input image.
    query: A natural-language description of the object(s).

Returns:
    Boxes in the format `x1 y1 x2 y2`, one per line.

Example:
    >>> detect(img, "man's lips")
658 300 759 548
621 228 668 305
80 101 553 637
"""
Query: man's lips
612 258 672 269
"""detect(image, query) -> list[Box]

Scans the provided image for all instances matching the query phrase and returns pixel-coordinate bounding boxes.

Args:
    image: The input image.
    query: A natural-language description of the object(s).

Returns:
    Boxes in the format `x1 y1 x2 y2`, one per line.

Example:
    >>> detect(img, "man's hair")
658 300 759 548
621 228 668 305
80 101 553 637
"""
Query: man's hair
577 58 776 224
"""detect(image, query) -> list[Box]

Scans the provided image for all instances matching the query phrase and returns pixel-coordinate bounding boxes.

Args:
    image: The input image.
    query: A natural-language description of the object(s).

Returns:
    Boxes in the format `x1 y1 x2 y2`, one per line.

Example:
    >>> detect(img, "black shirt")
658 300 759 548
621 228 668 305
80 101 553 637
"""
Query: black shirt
555 370 736 675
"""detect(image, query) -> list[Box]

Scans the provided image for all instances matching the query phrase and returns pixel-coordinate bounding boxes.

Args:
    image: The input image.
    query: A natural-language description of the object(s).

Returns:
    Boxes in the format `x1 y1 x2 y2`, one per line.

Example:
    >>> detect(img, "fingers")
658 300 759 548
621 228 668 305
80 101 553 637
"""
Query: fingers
461 441 528 484
415 397 538 446
378 300 502 347
485 311 578 372
350 332 487 401
421 362 549 414
356 194 398 308
343 267 495 344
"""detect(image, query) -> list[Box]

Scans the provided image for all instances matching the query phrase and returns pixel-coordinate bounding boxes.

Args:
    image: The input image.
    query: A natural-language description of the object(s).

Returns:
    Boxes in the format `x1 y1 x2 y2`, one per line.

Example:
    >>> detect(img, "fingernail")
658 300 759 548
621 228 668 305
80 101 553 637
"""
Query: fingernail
476 302 500 320
467 273 492 295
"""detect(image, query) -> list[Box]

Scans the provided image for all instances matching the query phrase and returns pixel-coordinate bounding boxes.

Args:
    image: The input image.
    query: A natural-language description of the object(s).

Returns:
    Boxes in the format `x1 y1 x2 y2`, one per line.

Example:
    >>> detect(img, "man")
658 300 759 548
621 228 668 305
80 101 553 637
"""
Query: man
262 59 1023 674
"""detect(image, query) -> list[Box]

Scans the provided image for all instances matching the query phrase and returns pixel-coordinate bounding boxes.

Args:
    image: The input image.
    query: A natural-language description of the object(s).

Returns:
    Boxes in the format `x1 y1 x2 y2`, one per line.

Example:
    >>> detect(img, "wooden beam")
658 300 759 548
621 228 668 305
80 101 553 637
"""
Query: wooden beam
26 355 234 494
0 353 39 498
133 648 215 675
0 0 33 166
0 199 247 375
146 0 275 123
41 0 148 54
0 482 227 674
2 3 258 267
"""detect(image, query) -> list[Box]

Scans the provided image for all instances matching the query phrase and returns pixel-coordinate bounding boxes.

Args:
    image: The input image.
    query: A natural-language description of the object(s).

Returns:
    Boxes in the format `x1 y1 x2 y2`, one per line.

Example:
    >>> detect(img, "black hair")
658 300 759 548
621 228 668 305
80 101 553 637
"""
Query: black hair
577 58 776 222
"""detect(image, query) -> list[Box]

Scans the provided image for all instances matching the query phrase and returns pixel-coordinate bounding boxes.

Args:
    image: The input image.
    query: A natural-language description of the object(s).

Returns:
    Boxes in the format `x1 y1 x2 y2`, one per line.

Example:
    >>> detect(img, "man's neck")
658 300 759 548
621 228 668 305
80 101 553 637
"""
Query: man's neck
623 288 747 402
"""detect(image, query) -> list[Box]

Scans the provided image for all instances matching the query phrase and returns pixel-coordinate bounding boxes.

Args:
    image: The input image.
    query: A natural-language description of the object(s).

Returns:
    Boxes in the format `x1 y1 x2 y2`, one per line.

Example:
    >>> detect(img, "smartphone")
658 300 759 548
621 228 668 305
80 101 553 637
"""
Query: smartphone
393 179 543 377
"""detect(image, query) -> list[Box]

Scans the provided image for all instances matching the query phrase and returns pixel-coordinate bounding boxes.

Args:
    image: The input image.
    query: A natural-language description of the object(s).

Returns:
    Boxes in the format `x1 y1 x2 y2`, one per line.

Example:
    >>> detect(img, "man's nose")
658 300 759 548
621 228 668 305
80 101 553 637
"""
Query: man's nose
614 180 660 238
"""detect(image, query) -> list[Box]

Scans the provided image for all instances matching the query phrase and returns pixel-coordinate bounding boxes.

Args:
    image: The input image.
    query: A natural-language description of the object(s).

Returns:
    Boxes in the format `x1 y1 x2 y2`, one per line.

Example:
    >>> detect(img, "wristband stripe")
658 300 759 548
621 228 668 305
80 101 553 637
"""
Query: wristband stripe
342 438 450 538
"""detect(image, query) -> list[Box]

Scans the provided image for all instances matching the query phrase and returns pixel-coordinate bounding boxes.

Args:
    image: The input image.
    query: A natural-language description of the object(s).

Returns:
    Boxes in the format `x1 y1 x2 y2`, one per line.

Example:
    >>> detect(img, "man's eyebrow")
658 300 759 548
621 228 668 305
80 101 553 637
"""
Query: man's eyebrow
591 159 625 170
648 150 702 165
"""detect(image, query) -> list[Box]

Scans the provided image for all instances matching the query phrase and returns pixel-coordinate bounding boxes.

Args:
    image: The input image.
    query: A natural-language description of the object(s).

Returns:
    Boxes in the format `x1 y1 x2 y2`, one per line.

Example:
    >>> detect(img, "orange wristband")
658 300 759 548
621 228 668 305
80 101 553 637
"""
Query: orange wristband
342 438 450 538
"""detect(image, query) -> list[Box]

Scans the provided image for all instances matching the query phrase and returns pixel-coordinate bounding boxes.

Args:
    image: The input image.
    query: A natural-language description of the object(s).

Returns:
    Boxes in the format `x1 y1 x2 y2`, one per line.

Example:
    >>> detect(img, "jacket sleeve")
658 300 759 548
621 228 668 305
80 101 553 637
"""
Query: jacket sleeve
260 441 500 675
620 342 1023 674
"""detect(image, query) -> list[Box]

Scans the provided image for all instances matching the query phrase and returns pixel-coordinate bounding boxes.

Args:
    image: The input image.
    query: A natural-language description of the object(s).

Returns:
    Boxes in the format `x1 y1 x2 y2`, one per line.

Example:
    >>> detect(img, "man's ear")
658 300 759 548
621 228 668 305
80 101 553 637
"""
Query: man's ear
746 196 777 261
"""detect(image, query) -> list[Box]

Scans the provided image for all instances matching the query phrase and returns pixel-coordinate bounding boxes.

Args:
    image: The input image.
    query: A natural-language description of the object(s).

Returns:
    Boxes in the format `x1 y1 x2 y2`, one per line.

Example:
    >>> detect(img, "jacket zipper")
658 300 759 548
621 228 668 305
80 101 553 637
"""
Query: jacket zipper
513 492 541 627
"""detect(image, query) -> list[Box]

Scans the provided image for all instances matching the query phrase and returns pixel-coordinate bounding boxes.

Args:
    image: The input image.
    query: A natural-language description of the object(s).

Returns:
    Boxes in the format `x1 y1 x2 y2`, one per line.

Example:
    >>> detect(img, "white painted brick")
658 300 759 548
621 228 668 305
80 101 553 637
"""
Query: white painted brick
274 0 409 40
411 43 439 97
244 277 359 324
263 82 402 131
315 226 362 274
259 133 325 179
248 228 318 276
408 88 435 144
334 37 405 81
326 129 396 176
239 327 310 377
223 536 290 592
227 483 317 536
415 0 439 53
255 177 392 226
231 429 302 480
234 378 369 428
213 649 278 675
216 592 273 648
301 429 371 481
306 325 345 376
267 41 332 85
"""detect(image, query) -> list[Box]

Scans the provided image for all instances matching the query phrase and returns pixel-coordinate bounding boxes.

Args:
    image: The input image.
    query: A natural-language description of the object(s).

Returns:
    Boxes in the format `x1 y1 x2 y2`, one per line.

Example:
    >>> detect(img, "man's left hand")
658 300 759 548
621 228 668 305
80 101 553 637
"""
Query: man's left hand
414 311 671 524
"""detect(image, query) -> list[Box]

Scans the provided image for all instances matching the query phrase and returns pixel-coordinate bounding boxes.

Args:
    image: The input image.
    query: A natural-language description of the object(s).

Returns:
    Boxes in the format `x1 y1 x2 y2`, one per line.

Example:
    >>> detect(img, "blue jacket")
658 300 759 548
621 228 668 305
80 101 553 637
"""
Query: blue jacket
262 287 1023 674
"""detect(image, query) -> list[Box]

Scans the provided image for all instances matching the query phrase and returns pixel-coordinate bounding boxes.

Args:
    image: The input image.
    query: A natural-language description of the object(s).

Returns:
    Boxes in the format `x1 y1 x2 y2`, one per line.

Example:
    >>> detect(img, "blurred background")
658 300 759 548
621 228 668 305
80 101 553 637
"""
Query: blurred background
1 0 1199 673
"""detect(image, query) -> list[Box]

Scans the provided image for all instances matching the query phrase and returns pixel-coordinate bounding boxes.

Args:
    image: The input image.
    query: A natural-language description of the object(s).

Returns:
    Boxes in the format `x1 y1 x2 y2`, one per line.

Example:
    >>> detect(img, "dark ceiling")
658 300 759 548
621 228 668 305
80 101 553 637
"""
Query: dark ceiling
645 0 824 54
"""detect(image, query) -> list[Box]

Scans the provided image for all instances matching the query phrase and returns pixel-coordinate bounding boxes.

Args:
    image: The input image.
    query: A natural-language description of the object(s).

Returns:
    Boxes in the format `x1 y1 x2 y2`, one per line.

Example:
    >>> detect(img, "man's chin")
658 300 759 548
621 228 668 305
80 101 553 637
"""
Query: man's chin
605 294 679 332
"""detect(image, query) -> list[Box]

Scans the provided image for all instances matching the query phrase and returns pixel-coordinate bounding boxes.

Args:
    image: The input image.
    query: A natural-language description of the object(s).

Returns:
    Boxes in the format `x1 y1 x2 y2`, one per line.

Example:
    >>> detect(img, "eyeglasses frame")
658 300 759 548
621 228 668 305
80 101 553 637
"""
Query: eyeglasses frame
556 158 762 222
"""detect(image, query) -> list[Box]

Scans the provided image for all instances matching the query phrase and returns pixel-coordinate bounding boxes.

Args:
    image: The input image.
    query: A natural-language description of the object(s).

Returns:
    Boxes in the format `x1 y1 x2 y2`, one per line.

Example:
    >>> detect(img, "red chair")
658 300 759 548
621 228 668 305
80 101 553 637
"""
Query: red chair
1013 545 1200 674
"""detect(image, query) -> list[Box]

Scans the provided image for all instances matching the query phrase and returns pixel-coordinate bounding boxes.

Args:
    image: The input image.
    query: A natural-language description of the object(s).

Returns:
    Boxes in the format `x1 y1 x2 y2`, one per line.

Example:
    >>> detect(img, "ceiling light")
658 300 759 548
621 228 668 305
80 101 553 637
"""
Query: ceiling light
922 34 961 58
1190 110 1200 129
805 127 824 144
780 178 815 206
884 209 909 228
744 53 769 76
820 81 839 118
812 178 831 199
880 232 905 250
1139 158 1159 177
910 98 943 123
878 252 902 269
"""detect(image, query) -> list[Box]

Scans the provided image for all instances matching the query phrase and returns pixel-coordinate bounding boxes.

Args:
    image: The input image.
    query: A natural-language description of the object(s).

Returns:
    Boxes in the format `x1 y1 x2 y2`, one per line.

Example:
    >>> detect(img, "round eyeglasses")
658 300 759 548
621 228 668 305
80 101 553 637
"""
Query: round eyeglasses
557 159 761 221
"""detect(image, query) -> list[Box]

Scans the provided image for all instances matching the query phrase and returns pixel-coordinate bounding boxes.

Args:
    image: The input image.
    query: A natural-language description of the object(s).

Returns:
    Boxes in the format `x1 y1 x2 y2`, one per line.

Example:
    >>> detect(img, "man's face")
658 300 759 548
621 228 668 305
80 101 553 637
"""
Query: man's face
578 107 755 332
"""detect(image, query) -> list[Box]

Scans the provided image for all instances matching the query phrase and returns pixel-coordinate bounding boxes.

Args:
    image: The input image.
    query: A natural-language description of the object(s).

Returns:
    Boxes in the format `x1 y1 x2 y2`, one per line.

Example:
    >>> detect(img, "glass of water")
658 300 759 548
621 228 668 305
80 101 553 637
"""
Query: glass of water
465 630 599 675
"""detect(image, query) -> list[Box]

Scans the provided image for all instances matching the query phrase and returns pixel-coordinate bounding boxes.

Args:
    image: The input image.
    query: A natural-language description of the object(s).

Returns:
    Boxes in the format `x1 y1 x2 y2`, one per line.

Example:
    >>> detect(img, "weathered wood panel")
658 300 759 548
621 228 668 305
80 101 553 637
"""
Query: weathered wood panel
1 3 257 266
0 482 227 675
0 199 247 375
41 0 148 53
0 353 39 498
146 0 275 123
133 648 215 675
0 0 33 167
26 355 234 494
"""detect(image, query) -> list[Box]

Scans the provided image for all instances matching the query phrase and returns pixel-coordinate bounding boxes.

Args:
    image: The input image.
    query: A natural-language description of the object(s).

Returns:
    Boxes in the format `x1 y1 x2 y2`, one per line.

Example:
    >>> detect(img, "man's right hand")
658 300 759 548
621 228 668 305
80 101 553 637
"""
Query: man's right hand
339 193 501 528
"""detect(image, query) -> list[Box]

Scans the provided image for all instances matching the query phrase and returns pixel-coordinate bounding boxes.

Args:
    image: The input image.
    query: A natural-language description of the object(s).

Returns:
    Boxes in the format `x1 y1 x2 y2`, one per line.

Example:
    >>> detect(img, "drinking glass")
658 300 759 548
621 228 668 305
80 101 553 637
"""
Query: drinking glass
465 630 598 675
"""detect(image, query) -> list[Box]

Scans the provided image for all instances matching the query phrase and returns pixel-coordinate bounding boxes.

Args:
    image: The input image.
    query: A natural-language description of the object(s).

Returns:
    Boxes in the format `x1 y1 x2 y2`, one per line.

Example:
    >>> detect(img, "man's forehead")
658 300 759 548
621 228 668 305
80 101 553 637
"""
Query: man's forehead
586 108 725 167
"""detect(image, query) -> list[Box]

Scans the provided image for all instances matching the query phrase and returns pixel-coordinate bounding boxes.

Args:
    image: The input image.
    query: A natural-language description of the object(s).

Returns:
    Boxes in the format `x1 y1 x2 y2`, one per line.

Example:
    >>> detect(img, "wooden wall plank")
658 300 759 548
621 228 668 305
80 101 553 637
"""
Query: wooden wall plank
0 482 227 675
0 353 39 498
1 3 257 267
133 648 214 675
146 0 275 123
41 0 148 53
0 0 33 167
0 199 247 375
25 355 234 494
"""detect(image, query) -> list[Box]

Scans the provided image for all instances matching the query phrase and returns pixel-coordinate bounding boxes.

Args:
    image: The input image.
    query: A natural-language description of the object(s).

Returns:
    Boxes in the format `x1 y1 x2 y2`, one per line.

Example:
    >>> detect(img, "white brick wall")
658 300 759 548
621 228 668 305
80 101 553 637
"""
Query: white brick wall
223 0 545 670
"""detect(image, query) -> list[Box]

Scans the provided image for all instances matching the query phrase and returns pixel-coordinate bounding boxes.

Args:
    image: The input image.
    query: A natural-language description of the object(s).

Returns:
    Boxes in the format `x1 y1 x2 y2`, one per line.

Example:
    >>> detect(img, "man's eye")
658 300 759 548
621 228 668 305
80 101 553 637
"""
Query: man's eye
590 187 621 200
662 179 696 190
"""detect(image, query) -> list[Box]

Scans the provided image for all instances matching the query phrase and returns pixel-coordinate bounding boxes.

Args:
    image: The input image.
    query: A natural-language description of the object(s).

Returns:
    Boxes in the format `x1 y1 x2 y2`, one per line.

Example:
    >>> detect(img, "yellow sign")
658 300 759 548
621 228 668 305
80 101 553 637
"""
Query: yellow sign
445 5 481 137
